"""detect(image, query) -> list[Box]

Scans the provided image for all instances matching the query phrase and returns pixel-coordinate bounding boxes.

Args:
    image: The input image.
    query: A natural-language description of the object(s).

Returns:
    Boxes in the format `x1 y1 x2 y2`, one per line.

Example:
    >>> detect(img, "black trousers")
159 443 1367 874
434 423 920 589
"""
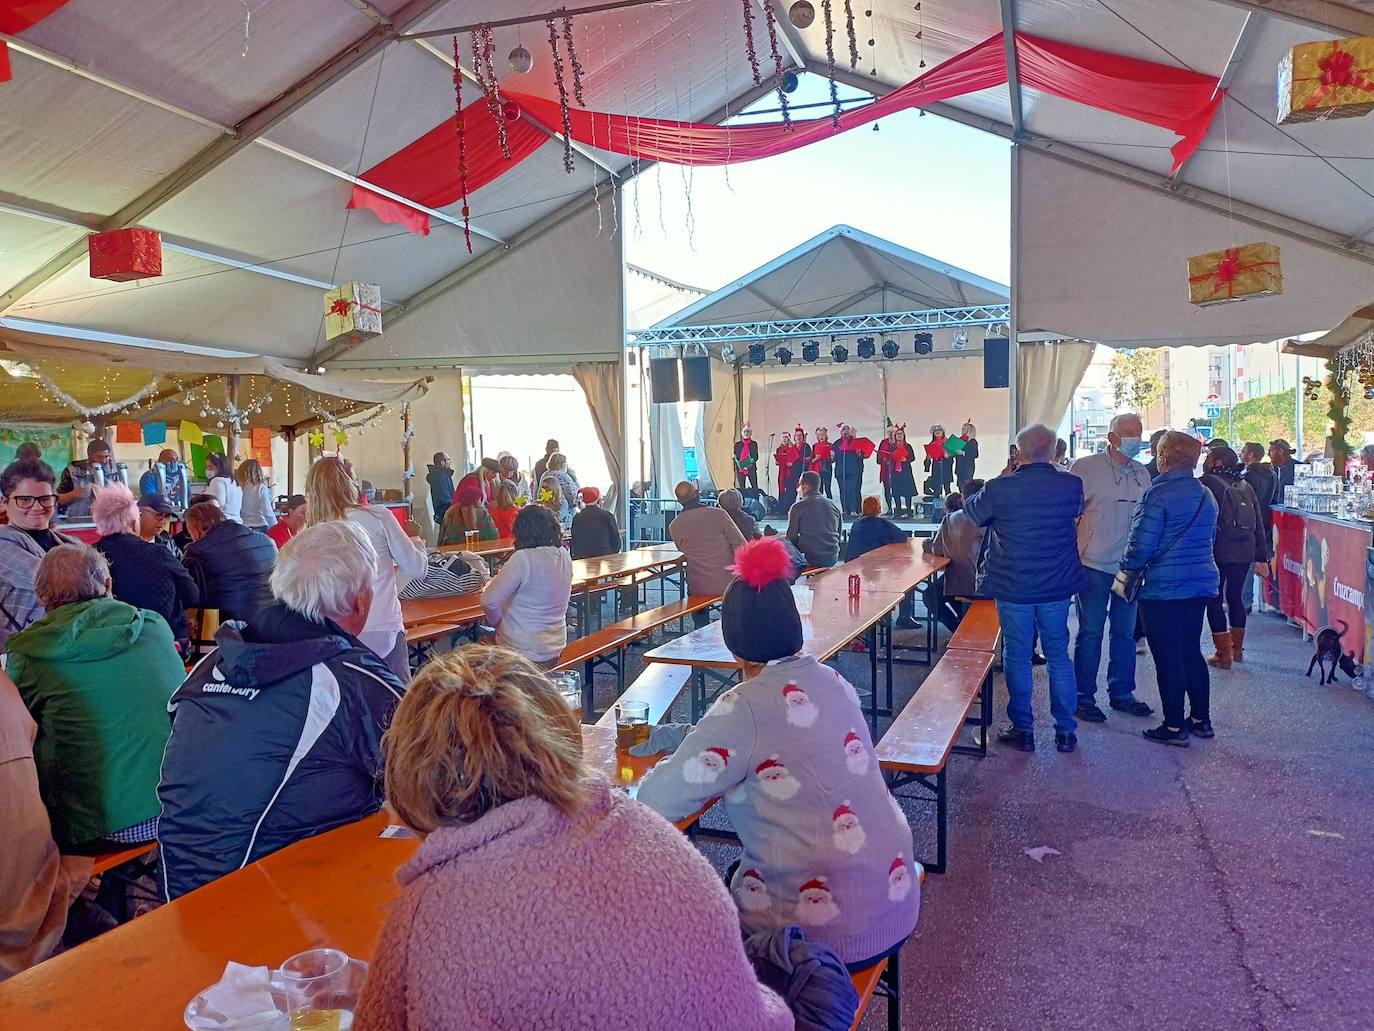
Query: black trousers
839 474 862 516
922 583 965 633
736 469 758 491
1140 597 1210 726
1206 561 1249 632
818 462 833 498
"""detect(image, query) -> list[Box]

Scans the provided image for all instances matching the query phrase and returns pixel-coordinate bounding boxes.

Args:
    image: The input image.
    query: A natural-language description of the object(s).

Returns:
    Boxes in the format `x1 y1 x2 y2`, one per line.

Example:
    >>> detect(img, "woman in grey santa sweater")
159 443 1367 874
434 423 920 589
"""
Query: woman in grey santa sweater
637 537 920 968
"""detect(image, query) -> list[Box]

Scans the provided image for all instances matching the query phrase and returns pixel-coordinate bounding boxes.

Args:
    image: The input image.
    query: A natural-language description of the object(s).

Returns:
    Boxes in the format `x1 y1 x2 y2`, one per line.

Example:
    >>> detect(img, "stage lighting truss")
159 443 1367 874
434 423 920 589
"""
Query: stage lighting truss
913 332 934 355
831 344 849 363
748 343 766 365
802 339 820 363
855 335 876 360
776 346 793 365
880 338 899 359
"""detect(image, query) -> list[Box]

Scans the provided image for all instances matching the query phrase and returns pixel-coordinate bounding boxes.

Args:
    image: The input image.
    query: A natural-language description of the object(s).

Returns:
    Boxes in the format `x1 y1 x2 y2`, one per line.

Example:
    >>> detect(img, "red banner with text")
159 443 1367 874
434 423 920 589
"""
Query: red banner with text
1271 510 1368 661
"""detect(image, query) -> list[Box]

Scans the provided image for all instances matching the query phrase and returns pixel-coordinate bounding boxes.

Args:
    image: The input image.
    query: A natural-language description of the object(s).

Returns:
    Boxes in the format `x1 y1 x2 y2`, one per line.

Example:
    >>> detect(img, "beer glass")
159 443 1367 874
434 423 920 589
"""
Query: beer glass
616 700 650 752
550 670 582 718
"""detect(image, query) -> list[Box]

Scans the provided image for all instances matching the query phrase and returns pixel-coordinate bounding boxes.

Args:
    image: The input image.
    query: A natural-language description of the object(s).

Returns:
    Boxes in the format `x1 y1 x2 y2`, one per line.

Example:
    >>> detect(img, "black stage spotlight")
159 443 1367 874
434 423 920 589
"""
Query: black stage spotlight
913 332 934 355
776 346 793 366
802 339 820 363
856 335 876 360
881 338 899 359
748 343 766 365
831 344 849 363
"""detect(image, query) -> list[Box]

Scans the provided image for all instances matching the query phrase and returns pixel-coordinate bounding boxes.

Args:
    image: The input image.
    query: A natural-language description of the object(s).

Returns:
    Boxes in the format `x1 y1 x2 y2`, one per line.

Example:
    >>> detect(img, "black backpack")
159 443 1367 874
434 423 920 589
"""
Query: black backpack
1216 478 1258 543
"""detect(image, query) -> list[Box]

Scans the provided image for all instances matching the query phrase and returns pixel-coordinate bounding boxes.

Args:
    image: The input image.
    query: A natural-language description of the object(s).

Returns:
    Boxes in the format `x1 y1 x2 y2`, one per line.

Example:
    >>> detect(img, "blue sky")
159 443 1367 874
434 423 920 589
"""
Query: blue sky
623 73 1012 292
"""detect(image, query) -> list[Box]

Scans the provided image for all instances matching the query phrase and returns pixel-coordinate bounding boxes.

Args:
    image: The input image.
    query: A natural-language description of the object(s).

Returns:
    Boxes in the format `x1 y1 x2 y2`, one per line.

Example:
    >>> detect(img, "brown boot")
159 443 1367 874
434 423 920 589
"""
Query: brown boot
1231 626 1246 662
1207 631 1233 669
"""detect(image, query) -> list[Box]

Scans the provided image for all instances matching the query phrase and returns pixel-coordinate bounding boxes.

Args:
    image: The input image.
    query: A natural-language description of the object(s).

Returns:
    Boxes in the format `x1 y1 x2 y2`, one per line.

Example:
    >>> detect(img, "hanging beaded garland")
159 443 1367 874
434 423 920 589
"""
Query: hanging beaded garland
472 26 512 160
561 10 586 107
742 0 761 86
762 0 793 130
451 35 473 252
844 0 859 69
546 16 575 172
822 0 841 128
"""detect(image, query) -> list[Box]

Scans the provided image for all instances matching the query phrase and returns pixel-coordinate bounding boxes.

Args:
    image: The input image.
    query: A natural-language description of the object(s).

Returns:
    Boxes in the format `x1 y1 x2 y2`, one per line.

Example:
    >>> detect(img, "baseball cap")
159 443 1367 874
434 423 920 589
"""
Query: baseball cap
137 494 181 517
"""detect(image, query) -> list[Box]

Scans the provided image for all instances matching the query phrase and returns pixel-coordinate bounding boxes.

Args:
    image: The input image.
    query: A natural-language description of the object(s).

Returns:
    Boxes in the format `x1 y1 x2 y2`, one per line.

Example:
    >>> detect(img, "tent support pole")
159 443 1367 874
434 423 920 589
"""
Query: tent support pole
402 404 413 503
226 376 241 460
285 429 297 495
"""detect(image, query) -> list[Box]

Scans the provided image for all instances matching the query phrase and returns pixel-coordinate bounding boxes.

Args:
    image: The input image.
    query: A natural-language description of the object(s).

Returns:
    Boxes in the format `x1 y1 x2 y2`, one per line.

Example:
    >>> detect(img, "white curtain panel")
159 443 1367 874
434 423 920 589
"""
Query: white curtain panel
572 362 624 512
1016 340 1095 430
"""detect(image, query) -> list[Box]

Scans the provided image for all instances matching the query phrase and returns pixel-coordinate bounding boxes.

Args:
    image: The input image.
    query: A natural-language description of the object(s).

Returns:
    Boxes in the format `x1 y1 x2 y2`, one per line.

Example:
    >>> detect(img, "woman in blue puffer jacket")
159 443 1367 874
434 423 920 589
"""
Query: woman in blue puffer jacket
1120 431 1219 746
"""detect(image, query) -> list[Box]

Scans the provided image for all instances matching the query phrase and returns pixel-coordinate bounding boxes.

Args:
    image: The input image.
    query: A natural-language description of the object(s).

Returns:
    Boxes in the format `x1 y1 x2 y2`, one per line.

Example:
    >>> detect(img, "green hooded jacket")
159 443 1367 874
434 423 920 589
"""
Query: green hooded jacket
9 597 184 850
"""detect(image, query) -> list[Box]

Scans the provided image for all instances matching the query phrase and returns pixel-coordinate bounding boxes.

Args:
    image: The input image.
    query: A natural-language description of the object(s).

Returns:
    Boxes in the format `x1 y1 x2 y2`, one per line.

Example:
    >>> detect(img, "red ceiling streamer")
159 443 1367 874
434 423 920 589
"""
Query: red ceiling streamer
0 0 76 83
347 31 1224 235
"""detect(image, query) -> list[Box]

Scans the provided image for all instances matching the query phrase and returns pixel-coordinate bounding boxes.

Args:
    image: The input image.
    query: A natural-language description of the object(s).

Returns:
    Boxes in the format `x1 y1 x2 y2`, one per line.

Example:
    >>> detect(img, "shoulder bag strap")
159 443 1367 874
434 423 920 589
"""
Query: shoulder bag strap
1139 489 1208 574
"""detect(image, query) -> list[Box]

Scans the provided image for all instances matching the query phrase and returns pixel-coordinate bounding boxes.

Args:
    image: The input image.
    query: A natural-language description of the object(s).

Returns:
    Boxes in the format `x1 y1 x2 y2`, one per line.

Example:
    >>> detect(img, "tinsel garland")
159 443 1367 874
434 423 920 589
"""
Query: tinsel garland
822 0 841 128
472 26 511 160
452 35 473 252
34 367 161 418
181 384 275 430
561 10 586 107
742 0 761 86
547 16 575 172
762 1 792 130
844 0 859 69
1326 360 1354 469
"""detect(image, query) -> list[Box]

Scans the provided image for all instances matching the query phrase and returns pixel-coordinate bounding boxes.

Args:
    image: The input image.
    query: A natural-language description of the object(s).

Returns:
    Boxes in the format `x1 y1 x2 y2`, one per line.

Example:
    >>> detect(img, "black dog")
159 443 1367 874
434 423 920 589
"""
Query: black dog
1307 620 1356 683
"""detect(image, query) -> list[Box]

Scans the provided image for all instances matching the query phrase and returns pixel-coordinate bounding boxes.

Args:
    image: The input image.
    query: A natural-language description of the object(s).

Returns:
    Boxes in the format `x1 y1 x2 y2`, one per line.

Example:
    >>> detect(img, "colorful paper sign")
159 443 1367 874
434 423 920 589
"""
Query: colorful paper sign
142 421 167 446
116 421 142 443
202 434 224 456
251 427 272 450
188 442 208 481
179 420 204 446
253 446 273 468
0 426 73 469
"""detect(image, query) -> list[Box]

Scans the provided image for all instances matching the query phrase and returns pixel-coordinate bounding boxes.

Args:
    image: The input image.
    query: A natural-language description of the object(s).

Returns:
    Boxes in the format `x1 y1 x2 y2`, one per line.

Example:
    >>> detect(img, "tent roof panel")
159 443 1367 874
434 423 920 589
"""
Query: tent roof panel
0 215 83 299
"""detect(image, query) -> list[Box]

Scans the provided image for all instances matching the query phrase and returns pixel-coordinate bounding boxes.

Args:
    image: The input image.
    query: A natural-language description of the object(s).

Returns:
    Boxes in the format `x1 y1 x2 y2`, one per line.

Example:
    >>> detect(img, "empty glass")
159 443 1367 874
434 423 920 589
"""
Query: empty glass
278 949 366 1030
550 670 582 716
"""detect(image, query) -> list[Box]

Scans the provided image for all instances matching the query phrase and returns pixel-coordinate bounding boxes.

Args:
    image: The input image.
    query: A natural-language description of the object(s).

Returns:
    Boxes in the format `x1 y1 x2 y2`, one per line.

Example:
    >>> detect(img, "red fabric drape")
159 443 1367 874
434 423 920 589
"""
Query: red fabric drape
349 31 1223 233
0 0 75 82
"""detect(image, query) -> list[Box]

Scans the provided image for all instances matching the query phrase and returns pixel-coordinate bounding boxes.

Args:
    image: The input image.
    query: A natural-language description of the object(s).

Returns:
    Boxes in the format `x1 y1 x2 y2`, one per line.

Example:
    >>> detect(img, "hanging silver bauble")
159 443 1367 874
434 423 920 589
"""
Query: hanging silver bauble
788 1 815 29
508 45 533 74
216 421 225 428
78 420 96 436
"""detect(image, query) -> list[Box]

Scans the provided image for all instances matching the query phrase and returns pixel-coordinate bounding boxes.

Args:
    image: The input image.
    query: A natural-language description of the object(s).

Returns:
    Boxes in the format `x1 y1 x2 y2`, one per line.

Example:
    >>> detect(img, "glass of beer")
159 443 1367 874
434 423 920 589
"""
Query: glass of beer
279 948 365 1031
465 529 480 549
550 670 582 718
616 700 650 752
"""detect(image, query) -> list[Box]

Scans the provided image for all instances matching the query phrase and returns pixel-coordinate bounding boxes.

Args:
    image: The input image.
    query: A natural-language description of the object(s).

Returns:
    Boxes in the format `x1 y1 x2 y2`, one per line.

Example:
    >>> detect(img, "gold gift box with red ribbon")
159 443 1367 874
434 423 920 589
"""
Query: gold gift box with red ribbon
1186 242 1282 307
1278 36 1374 124
323 282 383 343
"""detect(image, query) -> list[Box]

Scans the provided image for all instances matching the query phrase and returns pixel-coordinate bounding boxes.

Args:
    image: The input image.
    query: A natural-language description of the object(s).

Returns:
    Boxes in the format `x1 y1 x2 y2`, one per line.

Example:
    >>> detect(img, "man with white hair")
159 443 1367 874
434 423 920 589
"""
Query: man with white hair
157 520 407 899
963 424 1088 753
1068 413 1155 724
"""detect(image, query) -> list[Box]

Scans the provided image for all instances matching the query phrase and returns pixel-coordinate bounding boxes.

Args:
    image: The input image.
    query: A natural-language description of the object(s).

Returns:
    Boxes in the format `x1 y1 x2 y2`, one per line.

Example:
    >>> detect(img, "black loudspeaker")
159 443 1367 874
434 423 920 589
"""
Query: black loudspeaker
649 357 680 403
681 355 713 402
983 337 1010 389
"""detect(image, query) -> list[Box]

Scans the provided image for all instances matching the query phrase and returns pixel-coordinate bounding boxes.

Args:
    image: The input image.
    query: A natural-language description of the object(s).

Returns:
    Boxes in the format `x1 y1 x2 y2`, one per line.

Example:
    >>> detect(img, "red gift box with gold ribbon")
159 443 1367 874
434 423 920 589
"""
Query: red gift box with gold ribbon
1278 36 1374 124
88 228 163 282
1186 242 1282 307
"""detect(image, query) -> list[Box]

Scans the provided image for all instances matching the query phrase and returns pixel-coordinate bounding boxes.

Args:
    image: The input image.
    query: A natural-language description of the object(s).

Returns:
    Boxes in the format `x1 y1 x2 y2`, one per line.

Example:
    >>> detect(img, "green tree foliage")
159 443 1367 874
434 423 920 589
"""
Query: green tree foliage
1224 386 1369 452
1107 350 1164 413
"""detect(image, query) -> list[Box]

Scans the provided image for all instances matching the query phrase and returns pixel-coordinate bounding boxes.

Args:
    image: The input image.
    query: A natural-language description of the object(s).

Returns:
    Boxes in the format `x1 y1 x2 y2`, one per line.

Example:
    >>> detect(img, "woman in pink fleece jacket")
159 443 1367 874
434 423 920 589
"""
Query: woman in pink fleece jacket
354 646 791 1031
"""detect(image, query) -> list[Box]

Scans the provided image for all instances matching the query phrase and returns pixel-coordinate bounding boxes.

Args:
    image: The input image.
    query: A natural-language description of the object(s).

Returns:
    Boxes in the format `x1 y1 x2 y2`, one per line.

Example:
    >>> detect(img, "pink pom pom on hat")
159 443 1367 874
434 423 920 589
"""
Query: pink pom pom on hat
729 536 795 590
722 537 804 663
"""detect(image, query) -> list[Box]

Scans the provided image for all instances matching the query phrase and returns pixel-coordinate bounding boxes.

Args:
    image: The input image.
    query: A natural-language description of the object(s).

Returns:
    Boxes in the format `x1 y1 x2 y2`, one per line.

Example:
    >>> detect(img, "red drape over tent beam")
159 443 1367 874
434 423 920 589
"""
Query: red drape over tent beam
0 0 76 82
349 32 1224 235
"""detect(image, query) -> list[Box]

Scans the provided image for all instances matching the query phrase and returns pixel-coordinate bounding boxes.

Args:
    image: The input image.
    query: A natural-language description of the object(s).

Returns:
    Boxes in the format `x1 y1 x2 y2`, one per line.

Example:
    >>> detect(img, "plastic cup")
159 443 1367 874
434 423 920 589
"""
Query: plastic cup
550 670 582 716
277 949 365 1029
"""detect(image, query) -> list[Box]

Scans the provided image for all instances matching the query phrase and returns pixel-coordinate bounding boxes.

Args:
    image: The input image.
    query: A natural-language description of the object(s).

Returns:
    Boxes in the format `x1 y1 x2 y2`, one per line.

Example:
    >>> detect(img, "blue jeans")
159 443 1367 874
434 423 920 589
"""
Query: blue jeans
996 598 1077 734
1073 568 1140 705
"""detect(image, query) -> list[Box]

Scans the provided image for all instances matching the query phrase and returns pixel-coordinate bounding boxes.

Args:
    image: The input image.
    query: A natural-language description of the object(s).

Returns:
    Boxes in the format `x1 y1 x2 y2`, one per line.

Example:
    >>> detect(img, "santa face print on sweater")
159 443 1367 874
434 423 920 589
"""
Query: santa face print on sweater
753 756 802 801
682 746 730 784
735 868 771 914
831 802 867 854
795 878 840 926
842 728 869 775
888 855 913 902
708 689 739 719
782 681 818 728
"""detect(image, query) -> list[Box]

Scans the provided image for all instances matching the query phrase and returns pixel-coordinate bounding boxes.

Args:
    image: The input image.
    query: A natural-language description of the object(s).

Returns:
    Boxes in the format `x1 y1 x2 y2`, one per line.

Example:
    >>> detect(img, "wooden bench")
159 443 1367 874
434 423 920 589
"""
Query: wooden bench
595 663 693 729
91 842 157 877
876 648 994 874
553 596 719 716
947 598 1001 654
404 621 465 645
847 867 922 1031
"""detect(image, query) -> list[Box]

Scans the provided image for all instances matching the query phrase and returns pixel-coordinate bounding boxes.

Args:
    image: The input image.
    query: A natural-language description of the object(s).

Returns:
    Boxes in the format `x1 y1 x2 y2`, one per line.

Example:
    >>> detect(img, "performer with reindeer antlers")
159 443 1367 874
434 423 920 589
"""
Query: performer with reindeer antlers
833 423 875 518
880 424 919 518
809 426 835 499
923 423 958 500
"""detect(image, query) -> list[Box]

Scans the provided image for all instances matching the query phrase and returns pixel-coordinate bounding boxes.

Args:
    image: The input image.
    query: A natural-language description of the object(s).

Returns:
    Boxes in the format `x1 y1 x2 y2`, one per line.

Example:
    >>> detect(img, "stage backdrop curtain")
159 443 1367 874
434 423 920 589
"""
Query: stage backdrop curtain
572 362 624 514
349 32 1224 232
1016 340 1096 430
650 395 686 497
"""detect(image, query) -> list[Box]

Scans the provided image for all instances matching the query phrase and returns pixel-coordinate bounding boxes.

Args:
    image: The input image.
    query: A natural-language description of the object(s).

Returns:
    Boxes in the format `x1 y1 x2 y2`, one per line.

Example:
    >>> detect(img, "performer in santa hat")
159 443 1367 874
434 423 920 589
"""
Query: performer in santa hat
832 424 875 519
636 536 919 964
923 424 955 498
809 427 834 499
876 422 900 515
788 426 811 509
774 432 801 514
732 423 759 492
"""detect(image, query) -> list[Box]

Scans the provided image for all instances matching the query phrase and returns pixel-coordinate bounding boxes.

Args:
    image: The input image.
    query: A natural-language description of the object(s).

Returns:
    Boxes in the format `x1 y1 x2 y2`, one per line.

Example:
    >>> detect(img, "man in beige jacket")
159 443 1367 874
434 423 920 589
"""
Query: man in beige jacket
669 482 745 626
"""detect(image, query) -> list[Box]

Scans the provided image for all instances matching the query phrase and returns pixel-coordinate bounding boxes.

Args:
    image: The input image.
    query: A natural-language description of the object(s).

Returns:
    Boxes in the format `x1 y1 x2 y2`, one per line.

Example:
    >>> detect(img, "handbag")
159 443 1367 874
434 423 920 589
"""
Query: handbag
1112 492 1208 603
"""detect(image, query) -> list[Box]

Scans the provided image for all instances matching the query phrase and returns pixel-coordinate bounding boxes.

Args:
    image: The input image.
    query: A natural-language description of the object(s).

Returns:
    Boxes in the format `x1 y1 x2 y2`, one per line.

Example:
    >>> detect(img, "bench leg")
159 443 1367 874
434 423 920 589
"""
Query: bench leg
582 658 595 718
934 766 948 875
884 619 894 713
884 948 901 1031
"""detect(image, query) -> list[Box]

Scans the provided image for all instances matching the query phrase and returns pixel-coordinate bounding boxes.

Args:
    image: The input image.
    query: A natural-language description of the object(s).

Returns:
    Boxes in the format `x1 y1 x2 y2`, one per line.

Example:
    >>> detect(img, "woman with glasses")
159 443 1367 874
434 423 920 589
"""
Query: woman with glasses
0 460 76 651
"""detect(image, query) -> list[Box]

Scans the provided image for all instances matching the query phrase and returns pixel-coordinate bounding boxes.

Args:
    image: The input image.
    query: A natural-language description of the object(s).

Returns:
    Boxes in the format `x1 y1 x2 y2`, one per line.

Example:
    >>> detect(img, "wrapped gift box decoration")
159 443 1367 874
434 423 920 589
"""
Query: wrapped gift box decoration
1278 36 1374 124
88 228 163 282
1186 242 1282 306
323 282 383 343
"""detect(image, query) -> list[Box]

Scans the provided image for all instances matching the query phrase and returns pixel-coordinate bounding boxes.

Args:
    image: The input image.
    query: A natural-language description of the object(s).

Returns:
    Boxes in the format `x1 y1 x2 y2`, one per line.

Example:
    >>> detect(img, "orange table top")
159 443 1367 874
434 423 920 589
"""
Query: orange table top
436 536 515 557
571 547 682 585
0 726 683 1030
399 591 484 630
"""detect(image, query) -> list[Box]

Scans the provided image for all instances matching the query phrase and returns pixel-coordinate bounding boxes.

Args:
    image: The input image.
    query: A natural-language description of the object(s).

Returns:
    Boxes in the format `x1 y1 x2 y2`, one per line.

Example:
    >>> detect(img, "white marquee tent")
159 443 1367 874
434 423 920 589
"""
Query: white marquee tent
3 0 1373 501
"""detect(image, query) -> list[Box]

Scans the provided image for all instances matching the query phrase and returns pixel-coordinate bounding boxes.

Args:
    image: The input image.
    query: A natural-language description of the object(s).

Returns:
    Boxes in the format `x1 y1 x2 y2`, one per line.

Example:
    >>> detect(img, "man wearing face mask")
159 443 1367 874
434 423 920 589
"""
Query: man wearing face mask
1068 412 1156 723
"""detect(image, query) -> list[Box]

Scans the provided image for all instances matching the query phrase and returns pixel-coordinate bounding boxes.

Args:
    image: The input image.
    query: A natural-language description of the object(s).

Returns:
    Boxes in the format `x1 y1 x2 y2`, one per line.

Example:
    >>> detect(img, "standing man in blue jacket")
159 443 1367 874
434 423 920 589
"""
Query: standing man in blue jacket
157 520 406 899
963 424 1088 753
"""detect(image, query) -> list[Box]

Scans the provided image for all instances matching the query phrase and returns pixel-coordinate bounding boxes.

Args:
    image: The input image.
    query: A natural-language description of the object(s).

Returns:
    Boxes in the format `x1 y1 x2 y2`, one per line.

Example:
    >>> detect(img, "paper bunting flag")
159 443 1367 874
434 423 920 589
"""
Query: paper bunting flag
251 427 272 450
142 421 167 445
202 434 224 456
179 420 204 446
253 446 273 468
116 422 142 444
188 443 208 481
